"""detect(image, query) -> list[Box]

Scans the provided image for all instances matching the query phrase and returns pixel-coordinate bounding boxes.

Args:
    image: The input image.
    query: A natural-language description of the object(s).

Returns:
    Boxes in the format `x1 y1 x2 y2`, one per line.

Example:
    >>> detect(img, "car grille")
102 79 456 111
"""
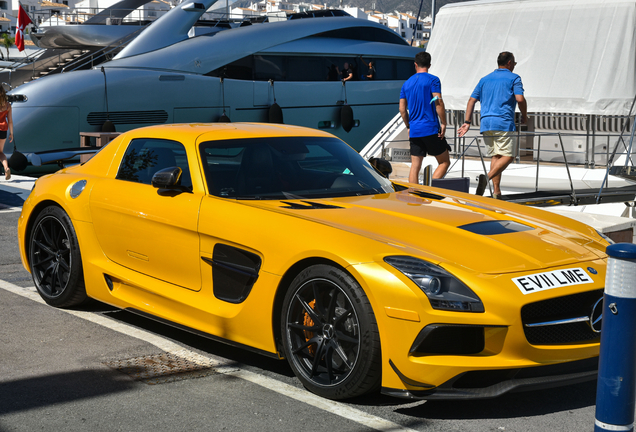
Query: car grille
521 289 603 345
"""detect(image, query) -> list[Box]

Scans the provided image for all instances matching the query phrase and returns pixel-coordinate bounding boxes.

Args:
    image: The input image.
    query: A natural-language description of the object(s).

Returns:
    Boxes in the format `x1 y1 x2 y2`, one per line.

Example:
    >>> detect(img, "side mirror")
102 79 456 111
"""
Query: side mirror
368 157 392 179
152 167 182 189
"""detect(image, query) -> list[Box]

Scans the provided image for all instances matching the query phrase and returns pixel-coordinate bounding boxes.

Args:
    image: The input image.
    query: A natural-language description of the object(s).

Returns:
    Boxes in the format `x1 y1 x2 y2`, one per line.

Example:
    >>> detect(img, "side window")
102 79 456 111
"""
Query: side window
116 138 192 188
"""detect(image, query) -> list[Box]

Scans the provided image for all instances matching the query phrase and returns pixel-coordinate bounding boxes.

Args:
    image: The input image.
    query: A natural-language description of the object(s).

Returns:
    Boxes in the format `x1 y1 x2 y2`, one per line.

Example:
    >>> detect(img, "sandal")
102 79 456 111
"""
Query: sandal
4 167 10 180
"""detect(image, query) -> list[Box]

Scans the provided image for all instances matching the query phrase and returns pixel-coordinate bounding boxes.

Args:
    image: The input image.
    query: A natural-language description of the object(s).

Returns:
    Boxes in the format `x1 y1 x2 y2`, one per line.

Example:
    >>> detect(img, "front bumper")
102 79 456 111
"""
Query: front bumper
350 259 606 399
382 356 598 400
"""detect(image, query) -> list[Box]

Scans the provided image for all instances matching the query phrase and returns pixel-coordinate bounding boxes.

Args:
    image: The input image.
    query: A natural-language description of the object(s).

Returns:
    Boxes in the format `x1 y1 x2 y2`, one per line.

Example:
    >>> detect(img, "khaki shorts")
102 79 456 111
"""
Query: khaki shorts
483 131 517 157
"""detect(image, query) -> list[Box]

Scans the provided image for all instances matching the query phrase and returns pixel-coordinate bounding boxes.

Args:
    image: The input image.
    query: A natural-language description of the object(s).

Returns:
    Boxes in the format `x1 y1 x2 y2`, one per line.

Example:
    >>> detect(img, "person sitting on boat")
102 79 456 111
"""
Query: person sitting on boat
457 51 528 199
0 86 13 180
399 51 450 183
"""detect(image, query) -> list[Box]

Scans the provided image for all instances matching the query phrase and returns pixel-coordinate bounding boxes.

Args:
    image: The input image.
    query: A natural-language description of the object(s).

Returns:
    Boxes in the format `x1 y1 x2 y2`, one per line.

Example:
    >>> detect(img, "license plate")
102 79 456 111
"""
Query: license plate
512 267 594 295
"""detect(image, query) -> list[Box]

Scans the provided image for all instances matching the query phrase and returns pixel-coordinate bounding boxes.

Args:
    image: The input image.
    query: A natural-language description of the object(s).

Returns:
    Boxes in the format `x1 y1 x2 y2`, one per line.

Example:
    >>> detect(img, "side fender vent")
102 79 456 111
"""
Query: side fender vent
202 244 261 304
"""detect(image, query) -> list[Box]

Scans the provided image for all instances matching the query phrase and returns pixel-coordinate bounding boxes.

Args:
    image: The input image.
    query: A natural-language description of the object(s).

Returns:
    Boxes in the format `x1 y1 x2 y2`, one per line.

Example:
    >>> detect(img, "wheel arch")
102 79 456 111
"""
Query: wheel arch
23 199 66 270
271 257 354 357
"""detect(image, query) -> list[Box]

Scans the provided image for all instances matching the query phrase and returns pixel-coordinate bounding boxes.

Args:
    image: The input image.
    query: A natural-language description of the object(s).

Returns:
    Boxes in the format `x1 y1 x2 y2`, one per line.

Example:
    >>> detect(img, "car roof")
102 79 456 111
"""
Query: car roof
121 122 337 143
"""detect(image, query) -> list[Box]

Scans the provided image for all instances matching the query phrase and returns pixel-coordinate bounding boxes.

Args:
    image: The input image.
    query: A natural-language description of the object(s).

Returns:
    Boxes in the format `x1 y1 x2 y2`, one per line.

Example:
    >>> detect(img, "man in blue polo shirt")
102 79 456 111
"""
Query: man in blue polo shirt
458 51 528 198
399 51 450 184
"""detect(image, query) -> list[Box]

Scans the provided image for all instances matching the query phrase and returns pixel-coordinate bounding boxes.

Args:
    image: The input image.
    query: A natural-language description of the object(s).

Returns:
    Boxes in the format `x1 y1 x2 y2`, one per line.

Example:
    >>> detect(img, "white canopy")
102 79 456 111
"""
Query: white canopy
427 0 636 115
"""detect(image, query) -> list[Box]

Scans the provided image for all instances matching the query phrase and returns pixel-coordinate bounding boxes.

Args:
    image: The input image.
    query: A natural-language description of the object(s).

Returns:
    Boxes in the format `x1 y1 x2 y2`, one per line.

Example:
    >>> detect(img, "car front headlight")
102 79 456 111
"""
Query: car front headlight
384 256 485 313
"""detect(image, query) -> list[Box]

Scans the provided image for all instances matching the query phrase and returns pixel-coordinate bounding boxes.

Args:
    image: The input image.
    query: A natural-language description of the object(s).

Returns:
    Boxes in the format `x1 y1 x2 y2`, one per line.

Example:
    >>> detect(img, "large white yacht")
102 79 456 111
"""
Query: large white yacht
8 0 420 169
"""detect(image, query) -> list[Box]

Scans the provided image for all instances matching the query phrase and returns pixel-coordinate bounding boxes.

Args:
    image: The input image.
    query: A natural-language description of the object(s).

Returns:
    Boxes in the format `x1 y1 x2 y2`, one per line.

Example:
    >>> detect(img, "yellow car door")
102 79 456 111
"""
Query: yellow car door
90 137 203 292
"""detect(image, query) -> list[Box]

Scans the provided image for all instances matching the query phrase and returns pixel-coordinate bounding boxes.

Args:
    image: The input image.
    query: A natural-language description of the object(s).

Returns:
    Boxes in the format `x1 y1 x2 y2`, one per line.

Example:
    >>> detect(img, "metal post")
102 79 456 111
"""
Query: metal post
585 114 591 168
536 135 541 192
595 243 636 432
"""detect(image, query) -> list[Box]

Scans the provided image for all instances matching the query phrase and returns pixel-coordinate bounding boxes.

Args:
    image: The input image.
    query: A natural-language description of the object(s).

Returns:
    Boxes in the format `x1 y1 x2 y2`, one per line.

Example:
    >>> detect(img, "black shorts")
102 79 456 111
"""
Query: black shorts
0 131 7 140
410 134 451 157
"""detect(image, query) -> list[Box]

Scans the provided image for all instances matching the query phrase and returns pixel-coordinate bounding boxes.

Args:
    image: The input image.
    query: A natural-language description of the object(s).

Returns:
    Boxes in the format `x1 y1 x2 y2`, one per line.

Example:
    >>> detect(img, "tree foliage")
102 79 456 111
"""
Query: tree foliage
0 34 14 60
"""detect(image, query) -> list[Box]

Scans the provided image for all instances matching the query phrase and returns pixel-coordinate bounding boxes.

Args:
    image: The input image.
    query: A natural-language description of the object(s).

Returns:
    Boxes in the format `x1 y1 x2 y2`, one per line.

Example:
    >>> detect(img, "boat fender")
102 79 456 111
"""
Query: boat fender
218 113 231 123
9 151 27 172
341 104 354 133
101 120 116 132
8 141 28 172
268 102 283 124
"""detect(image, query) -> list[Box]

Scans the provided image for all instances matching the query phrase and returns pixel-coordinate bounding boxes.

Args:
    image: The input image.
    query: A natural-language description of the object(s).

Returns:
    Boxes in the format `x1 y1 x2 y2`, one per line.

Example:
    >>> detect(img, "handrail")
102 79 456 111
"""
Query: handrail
359 112 403 159
381 127 636 202
4 48 47 88
61 23 150 73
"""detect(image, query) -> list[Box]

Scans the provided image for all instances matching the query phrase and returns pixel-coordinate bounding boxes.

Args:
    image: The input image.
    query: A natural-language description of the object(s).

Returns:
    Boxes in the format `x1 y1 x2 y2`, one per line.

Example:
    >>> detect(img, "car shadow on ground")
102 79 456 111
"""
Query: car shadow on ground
99 307 295 378
0 189 25 208
0 369 136 416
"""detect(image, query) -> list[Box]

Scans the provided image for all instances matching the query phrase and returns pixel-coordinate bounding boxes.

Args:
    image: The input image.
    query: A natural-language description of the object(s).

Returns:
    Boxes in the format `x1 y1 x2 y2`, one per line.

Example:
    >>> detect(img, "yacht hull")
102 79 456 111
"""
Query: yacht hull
12 67 403 154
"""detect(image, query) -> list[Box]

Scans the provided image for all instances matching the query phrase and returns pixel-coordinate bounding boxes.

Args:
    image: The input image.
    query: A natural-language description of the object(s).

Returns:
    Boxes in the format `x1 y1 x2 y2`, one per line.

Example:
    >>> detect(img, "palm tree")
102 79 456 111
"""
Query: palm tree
1 34 14 60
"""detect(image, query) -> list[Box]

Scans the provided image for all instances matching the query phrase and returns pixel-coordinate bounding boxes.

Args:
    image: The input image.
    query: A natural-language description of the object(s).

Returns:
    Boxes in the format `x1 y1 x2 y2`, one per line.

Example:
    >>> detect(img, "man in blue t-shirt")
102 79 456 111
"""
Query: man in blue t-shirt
458 51 527 198
399 51 450 184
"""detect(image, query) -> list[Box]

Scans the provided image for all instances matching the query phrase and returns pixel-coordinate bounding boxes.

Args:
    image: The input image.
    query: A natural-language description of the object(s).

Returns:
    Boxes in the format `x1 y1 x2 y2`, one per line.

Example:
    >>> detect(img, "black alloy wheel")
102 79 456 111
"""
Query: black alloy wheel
29 206 87 307
281 264 381 400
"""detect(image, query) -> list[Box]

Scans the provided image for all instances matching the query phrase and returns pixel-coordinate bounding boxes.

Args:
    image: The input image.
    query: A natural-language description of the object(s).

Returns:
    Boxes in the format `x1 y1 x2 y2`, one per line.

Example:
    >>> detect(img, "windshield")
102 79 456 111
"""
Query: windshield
200 136 394 199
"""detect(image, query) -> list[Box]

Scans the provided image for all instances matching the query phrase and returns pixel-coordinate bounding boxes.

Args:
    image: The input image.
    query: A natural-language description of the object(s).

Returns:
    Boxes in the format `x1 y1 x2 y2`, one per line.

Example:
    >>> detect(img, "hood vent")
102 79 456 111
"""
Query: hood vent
281 201 343 210
409 190 445 200
87 110 169 126
459 220 534 236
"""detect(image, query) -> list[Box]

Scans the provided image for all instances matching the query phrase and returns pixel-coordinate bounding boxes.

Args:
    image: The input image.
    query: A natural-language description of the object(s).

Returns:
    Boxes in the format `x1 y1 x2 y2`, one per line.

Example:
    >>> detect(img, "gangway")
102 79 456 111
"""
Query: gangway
500 186 636 207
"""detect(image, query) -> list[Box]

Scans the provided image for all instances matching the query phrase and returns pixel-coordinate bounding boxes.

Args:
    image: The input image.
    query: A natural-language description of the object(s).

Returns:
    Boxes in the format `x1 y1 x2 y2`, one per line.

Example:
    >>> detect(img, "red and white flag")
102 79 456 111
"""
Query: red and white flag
16 4 32 52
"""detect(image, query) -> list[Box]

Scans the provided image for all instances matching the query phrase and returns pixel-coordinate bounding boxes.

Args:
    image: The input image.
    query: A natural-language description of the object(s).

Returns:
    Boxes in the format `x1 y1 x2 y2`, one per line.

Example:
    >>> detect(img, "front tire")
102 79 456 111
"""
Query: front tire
281 264 381 400
29 205 87 308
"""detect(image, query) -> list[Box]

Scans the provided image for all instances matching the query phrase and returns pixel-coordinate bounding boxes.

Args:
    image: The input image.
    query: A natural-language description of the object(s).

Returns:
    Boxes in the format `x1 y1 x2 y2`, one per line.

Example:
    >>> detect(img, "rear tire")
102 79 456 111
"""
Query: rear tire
281 264 381 400
29 205 87 308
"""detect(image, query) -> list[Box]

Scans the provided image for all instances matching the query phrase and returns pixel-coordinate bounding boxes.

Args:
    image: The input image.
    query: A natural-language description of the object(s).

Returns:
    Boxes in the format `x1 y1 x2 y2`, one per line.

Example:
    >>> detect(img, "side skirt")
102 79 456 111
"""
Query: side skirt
125 307 281 360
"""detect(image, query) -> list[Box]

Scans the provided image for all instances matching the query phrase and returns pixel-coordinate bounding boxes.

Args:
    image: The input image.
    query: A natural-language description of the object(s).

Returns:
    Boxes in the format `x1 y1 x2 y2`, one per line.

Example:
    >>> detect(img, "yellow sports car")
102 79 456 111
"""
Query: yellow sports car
18 123 610 401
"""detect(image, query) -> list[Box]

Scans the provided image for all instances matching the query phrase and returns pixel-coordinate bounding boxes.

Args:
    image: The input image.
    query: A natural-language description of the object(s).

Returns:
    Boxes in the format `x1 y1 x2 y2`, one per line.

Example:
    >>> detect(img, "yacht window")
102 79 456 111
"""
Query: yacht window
207 55 414 82
254 55 285 81
316 28 408 45
287 56 325 81
217 56 253 81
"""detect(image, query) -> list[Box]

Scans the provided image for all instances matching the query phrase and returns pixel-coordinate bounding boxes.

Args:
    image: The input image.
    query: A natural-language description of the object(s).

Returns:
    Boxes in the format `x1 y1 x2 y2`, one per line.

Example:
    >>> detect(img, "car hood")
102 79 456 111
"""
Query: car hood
242 188 606 275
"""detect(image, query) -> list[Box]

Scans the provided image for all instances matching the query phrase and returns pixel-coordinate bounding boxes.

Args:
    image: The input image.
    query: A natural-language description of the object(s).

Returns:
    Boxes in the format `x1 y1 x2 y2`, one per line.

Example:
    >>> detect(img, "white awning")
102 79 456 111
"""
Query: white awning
427 0 636 115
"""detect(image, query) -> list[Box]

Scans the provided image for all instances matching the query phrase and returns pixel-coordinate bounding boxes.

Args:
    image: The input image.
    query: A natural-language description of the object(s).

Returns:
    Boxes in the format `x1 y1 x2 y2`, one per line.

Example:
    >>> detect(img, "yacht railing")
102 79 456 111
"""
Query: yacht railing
29 7 266 27
368 109 636 205
3 49 47 88
0 48 53 88
360 112 403 160
30 7 171 26
61 24 150 73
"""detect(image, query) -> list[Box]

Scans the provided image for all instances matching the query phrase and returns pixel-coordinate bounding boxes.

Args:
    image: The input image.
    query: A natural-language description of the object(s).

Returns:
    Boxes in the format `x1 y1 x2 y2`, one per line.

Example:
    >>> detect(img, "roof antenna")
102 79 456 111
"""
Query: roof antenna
100 66 115 132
